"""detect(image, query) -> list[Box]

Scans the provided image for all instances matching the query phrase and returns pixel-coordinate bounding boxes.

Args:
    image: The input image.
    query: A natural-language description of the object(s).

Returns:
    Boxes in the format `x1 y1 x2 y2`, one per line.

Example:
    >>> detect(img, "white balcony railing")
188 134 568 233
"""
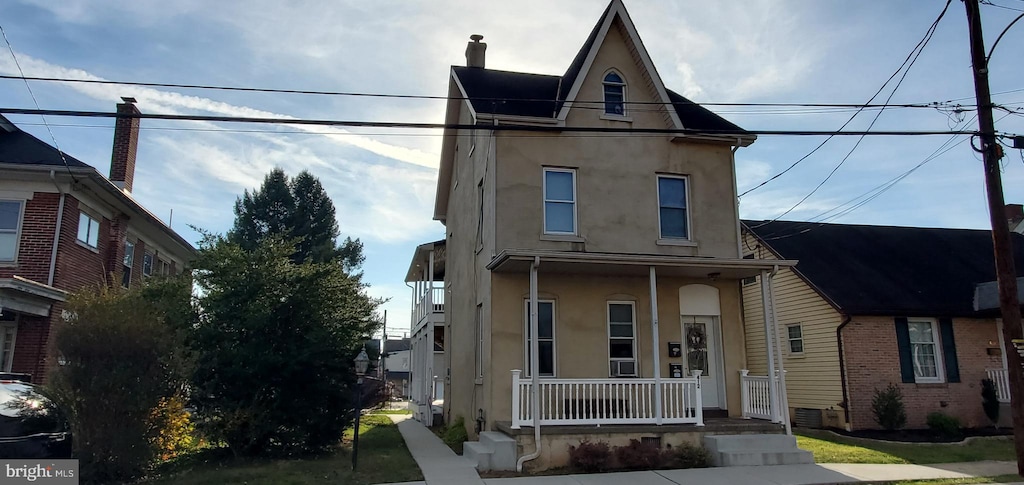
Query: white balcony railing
740 370 782 421
987 368 1010 403
413 287 445 325
511 370 704 428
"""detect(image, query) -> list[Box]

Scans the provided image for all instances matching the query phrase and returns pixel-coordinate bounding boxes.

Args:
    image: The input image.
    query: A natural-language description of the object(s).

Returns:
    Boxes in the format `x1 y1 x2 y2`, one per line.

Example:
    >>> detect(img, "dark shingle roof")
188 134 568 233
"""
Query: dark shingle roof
557 1 612 107
452 67 747 134
384 338 410 353
744 220 1024 317
0 116 90 168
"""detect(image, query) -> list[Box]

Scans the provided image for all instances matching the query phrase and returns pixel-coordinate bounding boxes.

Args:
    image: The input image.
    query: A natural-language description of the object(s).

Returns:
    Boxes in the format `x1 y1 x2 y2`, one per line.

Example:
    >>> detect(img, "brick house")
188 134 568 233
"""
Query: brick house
0 98 195 382
741 220 1024 430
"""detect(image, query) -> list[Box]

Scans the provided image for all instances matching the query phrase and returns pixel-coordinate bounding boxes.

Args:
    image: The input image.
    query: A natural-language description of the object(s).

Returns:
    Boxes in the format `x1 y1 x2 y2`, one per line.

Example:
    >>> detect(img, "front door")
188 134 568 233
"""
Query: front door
681 315 723 408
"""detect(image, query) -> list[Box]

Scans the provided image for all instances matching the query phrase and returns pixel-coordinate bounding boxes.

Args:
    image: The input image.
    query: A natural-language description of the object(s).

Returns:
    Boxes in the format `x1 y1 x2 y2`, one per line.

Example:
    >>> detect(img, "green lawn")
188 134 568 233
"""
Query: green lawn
883 476 1022 485
146 415 422 485
796 430 1016 464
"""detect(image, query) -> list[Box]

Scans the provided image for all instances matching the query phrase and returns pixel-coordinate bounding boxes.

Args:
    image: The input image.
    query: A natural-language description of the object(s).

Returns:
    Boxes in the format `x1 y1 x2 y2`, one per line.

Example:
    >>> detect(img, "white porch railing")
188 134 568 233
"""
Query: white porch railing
511 370 704 428
740 370 782 421
413 287 445 325
987 368 1010 403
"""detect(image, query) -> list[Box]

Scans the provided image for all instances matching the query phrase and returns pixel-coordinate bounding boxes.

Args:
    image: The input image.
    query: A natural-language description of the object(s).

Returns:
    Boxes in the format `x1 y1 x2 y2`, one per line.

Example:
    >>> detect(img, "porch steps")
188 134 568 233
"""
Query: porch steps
463 431 517 471
703 434 814 467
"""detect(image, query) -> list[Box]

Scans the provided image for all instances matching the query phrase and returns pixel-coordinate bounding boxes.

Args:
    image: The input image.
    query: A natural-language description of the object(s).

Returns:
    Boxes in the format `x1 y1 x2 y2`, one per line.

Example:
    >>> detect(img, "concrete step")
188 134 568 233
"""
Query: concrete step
479 431 517 471
463 441 493 471
719 449 815 467
703 434 814 467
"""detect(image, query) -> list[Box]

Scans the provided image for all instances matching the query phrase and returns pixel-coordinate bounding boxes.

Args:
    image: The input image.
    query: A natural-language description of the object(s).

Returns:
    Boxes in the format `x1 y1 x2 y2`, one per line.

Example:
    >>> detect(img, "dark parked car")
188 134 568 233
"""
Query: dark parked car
0 380 72 458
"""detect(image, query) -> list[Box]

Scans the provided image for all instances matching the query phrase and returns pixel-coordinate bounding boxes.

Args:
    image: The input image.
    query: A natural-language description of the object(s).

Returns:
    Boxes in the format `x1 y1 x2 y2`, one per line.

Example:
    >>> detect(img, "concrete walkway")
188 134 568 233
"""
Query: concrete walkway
387 415 1020 484
388 414 484 485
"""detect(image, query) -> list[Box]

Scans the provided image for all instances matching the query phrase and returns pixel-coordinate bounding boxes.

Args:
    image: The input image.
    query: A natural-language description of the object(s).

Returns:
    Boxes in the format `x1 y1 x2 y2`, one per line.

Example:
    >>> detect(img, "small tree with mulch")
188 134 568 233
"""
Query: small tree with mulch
871 383 907 430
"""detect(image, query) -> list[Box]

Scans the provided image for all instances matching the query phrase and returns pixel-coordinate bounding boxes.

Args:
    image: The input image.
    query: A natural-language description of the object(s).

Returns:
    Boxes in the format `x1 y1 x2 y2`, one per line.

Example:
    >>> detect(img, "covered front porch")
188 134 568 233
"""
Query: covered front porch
487 249 798 431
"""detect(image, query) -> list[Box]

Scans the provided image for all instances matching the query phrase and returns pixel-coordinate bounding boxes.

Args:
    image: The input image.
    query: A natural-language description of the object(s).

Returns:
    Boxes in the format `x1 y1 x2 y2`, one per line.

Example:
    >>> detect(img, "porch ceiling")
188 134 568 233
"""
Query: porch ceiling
487 249 796 279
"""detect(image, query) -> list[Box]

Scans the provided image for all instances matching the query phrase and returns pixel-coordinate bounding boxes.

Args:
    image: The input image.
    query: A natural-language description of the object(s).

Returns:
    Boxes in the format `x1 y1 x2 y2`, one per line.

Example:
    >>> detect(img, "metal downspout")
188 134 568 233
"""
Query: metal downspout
767 264 792 435
517 256 541 471
47 170 66 286
836 315 853 429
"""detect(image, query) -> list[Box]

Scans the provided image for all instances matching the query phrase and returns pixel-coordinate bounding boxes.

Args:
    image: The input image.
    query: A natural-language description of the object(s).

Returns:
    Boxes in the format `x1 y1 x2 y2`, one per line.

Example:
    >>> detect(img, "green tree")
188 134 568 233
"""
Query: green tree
47 277 195 483
229 168 364 271
189 234 381 456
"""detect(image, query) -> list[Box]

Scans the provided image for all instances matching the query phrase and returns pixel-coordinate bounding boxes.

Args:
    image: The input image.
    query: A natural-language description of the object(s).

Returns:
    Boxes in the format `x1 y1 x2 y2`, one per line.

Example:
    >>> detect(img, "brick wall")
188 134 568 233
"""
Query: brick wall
0 193 60 282
54 195 111 290
842 315 1003 429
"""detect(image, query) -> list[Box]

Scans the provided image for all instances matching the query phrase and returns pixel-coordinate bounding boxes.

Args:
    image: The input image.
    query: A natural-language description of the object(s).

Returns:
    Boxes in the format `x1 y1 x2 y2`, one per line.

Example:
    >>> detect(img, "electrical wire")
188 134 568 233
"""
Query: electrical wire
0 24 77 181
739 0 953 199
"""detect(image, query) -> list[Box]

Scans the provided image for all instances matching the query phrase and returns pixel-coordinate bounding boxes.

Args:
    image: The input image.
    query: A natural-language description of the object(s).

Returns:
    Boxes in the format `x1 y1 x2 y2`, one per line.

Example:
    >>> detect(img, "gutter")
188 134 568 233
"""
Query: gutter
836 314 853 429
47 170 66 286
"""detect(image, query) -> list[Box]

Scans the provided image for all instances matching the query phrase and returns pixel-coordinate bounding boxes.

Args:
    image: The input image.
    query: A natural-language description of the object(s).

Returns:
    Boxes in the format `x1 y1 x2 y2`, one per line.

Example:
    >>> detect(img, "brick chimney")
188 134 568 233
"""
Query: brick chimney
1007 204 1024 233
110 97 140 192
465 34 486 68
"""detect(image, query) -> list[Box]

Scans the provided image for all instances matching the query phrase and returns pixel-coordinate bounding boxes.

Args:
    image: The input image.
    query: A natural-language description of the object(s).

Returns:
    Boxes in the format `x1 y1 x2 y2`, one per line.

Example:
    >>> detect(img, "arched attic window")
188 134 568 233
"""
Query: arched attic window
603 71 626 116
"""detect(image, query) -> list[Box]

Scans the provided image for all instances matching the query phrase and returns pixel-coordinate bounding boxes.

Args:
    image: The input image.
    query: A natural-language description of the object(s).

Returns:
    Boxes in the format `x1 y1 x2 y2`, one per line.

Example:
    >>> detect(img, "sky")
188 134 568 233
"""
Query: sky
1 0 1022 336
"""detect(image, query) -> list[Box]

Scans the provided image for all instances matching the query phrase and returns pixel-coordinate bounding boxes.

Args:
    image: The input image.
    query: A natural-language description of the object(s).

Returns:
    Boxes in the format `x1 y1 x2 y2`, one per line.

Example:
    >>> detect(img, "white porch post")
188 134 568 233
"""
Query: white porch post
424 257 434 427
740 369 750 419
767 266 792 435
511 370 522 429
693 370 704 426
649 266 663 425
760 269 781 424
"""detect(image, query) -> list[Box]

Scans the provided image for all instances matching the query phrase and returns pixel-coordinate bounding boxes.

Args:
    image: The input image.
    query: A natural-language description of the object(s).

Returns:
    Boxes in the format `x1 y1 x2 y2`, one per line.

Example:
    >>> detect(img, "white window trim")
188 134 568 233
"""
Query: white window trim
786 324 804 355
523 299 556 378
656 175 691 240
0 199 25 264
602 69 628 118
908 318 945 383
542 168 577 236
607 301 638 377
0 318 17 373
76 211 101 250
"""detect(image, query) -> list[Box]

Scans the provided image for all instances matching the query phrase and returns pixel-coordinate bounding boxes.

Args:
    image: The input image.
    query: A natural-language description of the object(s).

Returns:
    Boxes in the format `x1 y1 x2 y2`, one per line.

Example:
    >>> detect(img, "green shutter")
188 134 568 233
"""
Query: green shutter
894 317 915 383
939 318 960 383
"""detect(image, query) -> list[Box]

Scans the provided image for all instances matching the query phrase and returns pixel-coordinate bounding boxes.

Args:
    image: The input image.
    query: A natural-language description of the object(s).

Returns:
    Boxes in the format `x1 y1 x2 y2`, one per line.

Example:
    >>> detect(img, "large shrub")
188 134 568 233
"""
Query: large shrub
871 383 907 430
615 439 664 470
189 235 381 457
662 442 713 469
441 416 469 454
47 277 194 483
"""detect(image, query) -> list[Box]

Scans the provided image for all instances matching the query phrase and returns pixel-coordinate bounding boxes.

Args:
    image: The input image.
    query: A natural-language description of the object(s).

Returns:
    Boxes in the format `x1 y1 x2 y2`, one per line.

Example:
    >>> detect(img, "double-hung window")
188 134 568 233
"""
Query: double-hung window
657 176 689 239
77 212 100 249
0 200 23 263
603 72 626 116
908 319 944 383
524 300 555 377
0 312 16 372
608 302 637 377
787 324 804 354
543 168 576 235
122 240 135 288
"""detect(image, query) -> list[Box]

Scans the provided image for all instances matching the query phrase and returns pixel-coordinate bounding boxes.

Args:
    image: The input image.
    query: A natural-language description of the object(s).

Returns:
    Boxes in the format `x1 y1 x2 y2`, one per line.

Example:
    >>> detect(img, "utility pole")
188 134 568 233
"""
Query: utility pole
964 0 1024 475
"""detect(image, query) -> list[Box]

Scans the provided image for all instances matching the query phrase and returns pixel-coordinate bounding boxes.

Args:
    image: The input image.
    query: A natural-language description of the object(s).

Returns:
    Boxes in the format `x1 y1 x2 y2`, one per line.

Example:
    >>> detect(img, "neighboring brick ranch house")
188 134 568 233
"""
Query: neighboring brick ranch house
741 220 1023 430
0 99 194 382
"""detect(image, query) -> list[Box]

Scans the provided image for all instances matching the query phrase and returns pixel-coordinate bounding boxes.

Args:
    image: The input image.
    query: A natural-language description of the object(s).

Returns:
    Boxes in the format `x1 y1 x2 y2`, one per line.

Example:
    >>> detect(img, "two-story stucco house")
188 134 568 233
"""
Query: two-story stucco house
410 0 813 471
0 99 194 383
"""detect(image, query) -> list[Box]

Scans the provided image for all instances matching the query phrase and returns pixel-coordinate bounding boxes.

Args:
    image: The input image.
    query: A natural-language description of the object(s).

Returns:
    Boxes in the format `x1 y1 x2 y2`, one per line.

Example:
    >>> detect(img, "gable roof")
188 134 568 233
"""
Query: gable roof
384 338 410 353
0 115 196 256
744 220 1024 317
0 115 91 168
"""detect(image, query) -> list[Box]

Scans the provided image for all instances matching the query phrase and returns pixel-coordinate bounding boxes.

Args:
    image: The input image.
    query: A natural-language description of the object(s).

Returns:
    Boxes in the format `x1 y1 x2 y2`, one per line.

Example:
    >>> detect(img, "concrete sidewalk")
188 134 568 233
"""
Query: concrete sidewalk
387 416 1020 485
388 414 483 485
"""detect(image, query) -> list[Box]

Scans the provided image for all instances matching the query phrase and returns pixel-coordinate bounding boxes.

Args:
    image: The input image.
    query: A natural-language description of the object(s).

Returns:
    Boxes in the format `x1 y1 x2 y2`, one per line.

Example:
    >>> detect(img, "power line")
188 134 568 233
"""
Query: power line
753 0 953 225
0 24 77 182
740 0 953 201
0 74 974 110
0 107 980 136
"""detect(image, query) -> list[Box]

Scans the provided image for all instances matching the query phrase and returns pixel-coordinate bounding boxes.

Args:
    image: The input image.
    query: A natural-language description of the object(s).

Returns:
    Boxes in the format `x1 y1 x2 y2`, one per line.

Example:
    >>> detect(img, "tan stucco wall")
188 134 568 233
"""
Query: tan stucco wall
486 272 747 427
493 19 740 259
740 232 847 428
